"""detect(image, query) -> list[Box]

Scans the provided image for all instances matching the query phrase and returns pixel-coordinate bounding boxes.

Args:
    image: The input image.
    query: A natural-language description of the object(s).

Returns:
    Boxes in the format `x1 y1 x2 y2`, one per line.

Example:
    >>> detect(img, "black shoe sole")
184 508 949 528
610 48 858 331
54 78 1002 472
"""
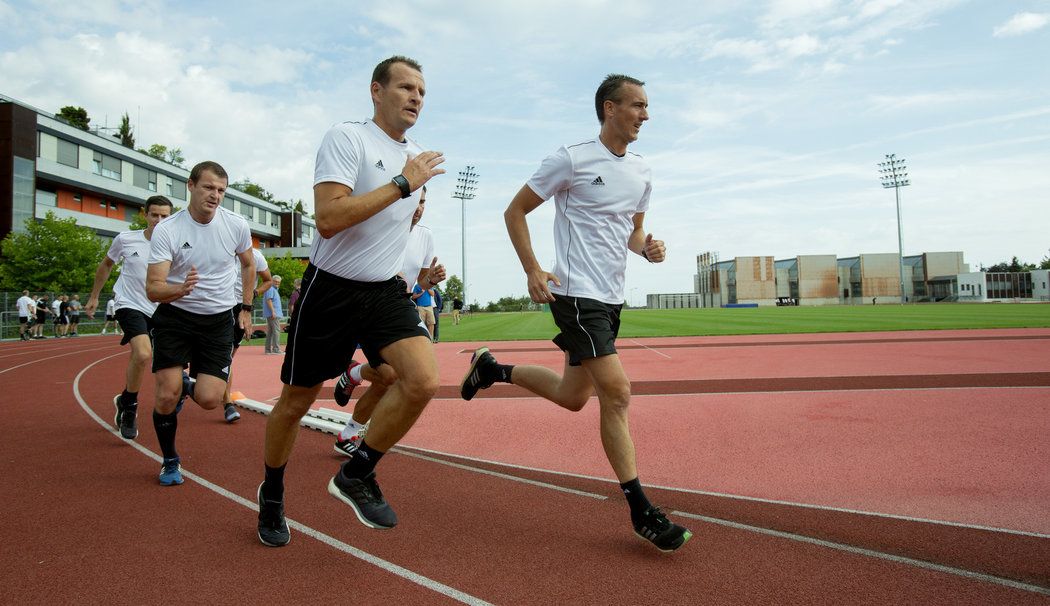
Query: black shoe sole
459 346 490 401
257 482 291 547
327 477 396 530
635 529 693 553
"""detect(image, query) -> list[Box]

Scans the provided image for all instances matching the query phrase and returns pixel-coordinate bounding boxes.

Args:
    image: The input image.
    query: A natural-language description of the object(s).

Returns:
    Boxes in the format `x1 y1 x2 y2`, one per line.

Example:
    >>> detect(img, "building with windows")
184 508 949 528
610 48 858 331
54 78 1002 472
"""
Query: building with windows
1 94 315 251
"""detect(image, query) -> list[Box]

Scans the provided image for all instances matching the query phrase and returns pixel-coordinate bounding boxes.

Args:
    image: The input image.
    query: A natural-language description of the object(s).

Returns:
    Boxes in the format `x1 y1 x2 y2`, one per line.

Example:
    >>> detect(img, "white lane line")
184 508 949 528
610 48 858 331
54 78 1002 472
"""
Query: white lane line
391 444 1050 539
673 510 1050 596
425 385 1050 400
629 339 672 359
394 449 607 500
70 355 492 606
0 345 118 375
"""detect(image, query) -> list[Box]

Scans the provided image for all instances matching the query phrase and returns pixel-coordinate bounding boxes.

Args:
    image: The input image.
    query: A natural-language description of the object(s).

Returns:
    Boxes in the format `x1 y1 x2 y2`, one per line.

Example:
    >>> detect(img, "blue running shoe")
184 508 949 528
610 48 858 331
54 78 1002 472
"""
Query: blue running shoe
159 457 184 486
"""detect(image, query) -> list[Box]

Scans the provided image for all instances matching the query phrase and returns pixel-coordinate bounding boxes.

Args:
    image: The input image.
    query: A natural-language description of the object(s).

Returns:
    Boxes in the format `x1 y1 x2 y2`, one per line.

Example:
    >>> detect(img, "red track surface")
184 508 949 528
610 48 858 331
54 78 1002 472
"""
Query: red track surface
2 329 1048 604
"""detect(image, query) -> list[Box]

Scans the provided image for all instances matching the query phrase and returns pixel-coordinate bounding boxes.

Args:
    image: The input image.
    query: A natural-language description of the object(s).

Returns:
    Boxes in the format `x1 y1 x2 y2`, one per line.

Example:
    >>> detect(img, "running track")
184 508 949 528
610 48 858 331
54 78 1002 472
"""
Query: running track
2 329 1048 604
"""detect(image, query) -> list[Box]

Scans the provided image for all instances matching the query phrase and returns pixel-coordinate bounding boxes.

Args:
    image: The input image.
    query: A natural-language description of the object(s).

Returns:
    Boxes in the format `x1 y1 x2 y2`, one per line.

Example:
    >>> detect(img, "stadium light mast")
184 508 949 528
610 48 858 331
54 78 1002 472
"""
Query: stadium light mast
878 154 910 305
452 166 478 309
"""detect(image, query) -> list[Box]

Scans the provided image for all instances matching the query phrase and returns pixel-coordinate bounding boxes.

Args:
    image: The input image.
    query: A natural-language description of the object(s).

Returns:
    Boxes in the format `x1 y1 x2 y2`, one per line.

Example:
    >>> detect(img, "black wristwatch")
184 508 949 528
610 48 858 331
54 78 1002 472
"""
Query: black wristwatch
391 174 412 199
241 303 253 312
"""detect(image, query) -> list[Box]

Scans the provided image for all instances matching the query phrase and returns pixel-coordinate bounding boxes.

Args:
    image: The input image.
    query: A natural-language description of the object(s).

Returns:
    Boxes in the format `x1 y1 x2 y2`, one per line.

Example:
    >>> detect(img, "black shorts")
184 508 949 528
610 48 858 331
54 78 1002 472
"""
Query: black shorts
116 308 153 346
549 294 623 366
70 313 80 323
36 312 46 323
151 303 235 381
281 264 428 387
105 314 116 322
19 316 28 325
230 305 245 349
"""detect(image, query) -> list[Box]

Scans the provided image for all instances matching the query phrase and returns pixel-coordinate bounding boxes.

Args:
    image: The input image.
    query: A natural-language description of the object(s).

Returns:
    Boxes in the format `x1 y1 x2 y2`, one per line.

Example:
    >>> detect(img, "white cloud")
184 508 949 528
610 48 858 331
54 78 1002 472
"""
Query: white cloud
993 12 1050 37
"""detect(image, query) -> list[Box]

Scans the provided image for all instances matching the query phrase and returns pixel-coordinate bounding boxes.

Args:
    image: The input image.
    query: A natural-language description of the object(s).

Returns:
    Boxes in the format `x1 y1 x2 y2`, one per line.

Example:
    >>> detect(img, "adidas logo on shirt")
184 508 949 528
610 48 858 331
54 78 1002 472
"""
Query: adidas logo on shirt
375 159 385 170
591 176 605 186
130 251 140 257
181 242 192 249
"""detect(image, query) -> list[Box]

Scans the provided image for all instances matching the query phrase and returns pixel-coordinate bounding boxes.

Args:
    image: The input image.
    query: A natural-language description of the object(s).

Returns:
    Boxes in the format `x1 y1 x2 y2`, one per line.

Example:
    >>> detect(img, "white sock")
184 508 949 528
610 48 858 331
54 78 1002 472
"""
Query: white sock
349 364 365 383
339 419 364 441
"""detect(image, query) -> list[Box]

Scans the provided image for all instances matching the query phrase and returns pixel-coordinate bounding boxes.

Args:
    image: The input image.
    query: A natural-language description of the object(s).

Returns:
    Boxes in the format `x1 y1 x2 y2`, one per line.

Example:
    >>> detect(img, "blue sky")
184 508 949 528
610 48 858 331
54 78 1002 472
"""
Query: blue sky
2 0 1048 305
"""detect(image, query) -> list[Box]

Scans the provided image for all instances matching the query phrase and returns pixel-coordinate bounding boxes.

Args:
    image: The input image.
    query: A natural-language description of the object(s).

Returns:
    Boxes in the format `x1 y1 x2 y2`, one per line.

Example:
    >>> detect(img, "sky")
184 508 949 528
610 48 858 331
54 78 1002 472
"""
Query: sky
2 0 1048 306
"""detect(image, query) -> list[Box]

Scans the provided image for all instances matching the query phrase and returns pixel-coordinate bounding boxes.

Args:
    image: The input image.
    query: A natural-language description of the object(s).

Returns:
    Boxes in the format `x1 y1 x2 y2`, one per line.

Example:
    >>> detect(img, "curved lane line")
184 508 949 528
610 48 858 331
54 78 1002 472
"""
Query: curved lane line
69 353 493 606
0 345 118 374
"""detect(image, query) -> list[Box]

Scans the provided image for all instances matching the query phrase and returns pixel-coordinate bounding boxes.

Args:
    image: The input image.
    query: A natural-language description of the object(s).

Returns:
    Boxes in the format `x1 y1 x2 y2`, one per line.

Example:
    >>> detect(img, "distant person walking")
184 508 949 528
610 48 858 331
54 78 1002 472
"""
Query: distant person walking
68 295 82 336
263 275 283 354
16 290 35 341
34 295 50 338
452 297 463 325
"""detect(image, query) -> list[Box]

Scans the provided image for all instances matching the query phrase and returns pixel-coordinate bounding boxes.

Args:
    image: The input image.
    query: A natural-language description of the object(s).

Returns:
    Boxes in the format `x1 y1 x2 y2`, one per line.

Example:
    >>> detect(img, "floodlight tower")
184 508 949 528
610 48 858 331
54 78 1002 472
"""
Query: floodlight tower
451 166 478 309
878 154 910 305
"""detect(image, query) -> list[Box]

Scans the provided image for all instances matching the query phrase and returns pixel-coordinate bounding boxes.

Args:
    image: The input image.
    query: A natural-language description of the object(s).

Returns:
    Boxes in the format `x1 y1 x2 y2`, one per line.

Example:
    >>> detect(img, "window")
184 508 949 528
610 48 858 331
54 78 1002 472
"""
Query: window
93 151 121 180
12 157 35 233
73 193 82 202
270 211 280 228
170 179 186 200
125 206 140 222
57 139 79 168
133 165 158 192
240 201 254 222
110 201 118 210
36 189 57 207
222 197 234 211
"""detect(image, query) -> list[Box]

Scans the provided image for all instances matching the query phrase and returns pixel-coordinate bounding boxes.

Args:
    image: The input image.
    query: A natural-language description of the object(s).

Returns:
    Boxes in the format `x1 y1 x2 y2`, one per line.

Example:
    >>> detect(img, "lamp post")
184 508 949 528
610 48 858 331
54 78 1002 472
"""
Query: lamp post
878 154 910 305
451 166 478 310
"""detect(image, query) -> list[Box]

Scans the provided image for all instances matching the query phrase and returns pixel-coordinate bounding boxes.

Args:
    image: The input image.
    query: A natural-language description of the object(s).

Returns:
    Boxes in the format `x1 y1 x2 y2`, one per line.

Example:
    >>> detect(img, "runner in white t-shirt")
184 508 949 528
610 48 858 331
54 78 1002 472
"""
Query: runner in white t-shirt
101 298 118 335
16 290 35 341
221 247 273 423
145 161 254 486
257 56 446 547
461 74 691 553
86 195 174 440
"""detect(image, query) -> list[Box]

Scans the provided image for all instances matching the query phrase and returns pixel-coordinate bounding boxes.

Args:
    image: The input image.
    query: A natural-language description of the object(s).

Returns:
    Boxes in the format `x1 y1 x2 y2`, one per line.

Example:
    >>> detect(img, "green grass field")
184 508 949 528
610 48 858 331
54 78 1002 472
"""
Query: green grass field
428 303 1050 342
242 303 1050 346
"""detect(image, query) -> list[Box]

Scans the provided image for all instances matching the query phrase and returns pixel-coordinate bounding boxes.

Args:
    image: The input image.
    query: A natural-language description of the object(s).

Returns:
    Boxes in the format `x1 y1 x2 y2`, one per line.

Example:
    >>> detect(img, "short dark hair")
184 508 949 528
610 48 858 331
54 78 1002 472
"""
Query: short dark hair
372 55 423 86
189 160 228 183
595 74 645 124
144 195 173 213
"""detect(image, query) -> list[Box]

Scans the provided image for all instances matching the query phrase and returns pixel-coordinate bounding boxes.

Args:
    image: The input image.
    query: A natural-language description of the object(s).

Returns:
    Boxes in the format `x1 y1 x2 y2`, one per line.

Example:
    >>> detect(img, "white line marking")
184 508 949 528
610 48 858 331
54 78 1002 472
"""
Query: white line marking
629 339 672 359
391 444 1050 539
425 385 1050 400
394 449 607 500
673 510 1050 596
0 345 118 375
70 355 492 606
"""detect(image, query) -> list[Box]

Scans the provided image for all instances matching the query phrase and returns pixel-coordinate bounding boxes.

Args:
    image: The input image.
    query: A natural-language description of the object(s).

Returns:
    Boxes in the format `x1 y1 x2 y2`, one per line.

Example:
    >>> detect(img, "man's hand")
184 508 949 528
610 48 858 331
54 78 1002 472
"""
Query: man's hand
84 298 99 318
425 257 446 286
401 151 446 191
526 267 561 303
239 309 253 334
643 234 666 263
177 266 200 298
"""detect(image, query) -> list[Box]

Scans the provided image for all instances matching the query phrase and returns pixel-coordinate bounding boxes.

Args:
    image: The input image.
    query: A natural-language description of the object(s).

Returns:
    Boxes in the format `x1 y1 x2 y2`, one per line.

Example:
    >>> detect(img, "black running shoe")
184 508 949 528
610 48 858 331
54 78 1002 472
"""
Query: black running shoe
633 506 692 553
333 360 362 407
119 399 138 440
460 346 498 401
327 471 398 529
257 482 290 547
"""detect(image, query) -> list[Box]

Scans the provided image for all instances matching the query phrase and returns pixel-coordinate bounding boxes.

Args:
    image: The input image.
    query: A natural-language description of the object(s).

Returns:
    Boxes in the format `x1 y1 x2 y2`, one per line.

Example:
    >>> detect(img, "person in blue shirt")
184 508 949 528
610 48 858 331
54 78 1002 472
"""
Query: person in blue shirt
411 281 436 340
263 275 284 354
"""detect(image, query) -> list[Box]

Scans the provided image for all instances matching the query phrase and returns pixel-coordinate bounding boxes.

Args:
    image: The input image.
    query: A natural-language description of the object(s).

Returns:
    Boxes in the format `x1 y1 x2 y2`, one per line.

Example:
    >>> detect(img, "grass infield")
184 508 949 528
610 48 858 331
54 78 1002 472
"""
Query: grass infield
429 303 1050 342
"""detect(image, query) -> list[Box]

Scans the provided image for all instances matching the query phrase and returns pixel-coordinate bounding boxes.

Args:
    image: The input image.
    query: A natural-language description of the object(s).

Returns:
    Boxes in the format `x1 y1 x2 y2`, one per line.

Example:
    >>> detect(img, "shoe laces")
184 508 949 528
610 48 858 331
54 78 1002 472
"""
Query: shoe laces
348 474 384 503
638 506 672 533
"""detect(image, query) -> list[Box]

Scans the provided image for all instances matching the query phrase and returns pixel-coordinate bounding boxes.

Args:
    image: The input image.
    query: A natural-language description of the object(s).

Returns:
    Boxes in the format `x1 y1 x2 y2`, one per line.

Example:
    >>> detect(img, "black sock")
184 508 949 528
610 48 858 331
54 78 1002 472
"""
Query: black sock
340 441 384 479
121 389 138 406
620 478 653 522
152 410 178 460
262 463 286 501
494 363 514 383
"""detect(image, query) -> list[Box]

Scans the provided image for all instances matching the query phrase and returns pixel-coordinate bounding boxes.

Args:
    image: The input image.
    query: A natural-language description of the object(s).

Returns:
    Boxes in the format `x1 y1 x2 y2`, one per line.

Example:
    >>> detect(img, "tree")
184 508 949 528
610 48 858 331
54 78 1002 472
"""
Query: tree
484 295 537 312
230 178 276 202
140 143 168 160
117 112 134 148
0 211 107 292
444 275 464 303
165 147 185 168
985 256 1036 272
1040 250 1050 270
57 106 91 130
264 252 308 298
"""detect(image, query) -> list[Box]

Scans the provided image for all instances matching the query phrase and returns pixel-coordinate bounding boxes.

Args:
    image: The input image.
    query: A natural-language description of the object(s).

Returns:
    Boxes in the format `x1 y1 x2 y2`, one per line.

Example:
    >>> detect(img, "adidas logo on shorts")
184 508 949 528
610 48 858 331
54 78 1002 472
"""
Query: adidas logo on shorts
591 176 605 186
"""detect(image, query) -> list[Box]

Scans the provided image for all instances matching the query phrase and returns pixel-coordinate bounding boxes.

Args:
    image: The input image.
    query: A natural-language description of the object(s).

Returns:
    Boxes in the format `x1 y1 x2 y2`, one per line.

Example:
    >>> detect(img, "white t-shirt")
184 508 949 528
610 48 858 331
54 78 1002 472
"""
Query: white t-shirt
526 139 652 305
52 299 61 317
311 120 425 281
149 207 253 315
108 230 157 317
401 224 435 292
16 295 35 317
106 299 116 316
235 248 269 300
